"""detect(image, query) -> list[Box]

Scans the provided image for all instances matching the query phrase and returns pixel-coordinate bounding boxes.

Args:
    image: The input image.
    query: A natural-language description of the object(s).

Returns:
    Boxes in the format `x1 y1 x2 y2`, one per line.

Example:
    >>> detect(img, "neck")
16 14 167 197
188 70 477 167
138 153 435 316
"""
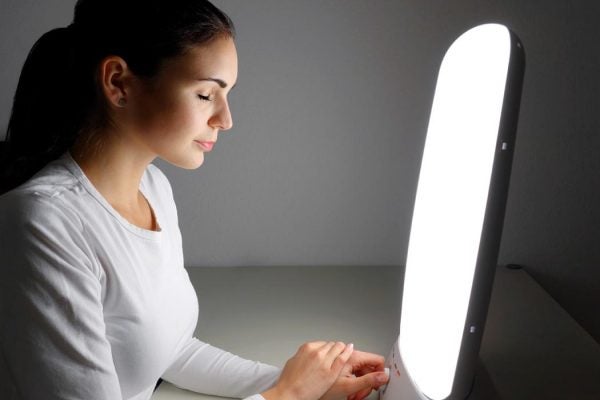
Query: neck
70 128 156 210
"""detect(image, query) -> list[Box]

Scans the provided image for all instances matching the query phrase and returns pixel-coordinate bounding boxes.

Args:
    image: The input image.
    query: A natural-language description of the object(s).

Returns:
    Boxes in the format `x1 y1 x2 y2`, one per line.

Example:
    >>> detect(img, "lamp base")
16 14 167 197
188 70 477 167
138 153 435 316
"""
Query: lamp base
378 341 429 400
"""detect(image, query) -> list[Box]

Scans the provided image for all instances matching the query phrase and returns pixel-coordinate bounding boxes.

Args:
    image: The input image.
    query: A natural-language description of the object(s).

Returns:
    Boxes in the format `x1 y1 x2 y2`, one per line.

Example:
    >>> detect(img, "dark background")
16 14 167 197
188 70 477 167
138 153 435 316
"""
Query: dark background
1 0 599 345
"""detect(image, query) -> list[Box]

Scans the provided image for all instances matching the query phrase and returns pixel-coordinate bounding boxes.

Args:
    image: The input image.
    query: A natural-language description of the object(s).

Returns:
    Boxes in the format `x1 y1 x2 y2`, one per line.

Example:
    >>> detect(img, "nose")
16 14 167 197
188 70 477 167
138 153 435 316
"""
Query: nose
209 98 233 131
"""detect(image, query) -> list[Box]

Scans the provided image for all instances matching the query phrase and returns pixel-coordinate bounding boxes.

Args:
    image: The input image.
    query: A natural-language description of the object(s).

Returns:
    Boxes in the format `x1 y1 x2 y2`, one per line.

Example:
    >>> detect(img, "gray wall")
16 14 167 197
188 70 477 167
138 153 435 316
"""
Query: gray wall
1 1 599 343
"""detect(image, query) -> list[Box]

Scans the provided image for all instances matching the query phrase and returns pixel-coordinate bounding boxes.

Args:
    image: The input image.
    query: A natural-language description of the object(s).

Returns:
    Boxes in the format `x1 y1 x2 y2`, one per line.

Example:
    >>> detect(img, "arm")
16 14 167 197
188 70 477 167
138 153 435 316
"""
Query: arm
162 337 281 398
0 196 122 399
162 340 364 400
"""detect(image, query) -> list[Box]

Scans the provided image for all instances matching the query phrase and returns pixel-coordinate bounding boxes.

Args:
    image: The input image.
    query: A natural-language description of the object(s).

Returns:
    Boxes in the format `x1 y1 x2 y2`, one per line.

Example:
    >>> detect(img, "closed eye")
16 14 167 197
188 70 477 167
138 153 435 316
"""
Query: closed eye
198 94 212 101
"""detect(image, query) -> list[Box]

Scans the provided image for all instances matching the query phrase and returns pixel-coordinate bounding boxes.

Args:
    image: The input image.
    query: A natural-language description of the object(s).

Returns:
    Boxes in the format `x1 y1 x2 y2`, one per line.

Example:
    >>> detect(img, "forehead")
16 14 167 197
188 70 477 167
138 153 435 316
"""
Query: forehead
161 36 238 84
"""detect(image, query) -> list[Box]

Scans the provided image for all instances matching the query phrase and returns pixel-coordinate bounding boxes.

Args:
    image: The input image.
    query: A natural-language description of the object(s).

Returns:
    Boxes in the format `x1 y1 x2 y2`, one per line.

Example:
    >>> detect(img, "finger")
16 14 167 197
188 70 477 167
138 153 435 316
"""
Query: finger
352 387 372 400
352 350 384 364
344 371 389 397
301 341 327 353
324 341 348 365
351 351 385 370
318 341 339 366
318 341 336 355
331 343 354 373
355 365 381 377
369 355 385 371
350 351 386 375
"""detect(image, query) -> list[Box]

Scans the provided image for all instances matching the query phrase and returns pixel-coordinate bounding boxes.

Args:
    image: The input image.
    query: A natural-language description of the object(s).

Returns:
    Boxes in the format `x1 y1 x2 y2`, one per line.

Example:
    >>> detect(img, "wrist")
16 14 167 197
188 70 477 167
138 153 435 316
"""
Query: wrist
262 385 296 400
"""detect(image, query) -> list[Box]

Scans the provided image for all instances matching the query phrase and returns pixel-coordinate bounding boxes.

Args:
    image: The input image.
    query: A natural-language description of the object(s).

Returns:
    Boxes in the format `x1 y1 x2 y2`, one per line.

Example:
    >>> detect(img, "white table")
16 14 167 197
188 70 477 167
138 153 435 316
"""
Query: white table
153 265 600 400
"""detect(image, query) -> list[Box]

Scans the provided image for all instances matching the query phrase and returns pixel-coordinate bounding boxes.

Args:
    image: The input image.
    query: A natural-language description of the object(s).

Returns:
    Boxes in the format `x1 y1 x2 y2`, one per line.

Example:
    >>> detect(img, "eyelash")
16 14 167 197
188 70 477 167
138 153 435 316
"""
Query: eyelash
198 94 213 102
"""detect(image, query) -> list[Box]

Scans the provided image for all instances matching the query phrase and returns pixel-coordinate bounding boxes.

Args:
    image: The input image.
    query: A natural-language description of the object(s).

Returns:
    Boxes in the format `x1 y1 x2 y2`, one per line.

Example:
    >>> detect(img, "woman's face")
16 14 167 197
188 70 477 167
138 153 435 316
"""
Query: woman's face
128 36 238 169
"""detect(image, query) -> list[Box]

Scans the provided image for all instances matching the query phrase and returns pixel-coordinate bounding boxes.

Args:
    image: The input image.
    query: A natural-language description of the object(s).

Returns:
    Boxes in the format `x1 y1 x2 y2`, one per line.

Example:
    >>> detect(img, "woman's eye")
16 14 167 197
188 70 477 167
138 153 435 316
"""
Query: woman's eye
198 94 212 101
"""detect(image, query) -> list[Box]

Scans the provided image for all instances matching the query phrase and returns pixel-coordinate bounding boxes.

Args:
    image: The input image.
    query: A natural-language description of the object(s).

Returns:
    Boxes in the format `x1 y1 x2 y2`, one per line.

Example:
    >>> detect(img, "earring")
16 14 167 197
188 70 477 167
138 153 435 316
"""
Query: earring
118 98 126 107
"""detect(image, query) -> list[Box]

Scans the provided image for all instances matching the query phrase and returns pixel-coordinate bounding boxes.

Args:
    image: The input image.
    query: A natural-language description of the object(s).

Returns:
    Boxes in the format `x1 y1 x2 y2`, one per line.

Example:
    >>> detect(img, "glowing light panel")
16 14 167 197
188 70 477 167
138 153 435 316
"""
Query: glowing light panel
398 24 512 400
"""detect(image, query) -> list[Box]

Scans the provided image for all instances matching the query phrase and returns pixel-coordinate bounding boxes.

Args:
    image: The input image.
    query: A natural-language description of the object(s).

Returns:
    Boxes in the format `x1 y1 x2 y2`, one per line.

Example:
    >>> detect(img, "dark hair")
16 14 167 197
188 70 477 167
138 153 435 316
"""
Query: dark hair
0 0 234 194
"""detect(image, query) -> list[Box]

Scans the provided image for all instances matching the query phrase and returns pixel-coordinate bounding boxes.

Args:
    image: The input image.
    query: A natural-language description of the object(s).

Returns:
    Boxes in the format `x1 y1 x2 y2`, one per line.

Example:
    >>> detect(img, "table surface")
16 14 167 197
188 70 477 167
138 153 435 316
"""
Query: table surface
152 265 600 400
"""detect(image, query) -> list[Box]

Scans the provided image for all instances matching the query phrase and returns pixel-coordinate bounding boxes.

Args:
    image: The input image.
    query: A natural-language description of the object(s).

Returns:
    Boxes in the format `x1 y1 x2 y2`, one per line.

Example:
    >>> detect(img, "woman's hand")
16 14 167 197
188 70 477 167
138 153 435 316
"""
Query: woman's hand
262 341 354 400
320 350 389 400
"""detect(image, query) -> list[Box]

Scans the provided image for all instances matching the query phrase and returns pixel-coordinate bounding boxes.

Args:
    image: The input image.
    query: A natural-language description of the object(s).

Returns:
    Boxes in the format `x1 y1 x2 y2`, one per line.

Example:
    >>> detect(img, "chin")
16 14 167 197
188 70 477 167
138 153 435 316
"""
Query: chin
163 153 205 170
183 157 205 170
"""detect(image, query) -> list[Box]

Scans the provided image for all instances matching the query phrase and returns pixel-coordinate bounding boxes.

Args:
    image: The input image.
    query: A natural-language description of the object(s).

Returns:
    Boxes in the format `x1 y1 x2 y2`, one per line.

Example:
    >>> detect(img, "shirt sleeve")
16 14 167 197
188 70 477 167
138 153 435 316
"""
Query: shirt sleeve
162 336 281 399
0 195 122 399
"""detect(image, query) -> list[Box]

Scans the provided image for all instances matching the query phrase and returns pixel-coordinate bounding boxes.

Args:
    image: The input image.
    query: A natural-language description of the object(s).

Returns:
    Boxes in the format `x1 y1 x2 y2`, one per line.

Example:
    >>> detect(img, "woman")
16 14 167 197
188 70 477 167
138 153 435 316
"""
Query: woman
0 1 389 399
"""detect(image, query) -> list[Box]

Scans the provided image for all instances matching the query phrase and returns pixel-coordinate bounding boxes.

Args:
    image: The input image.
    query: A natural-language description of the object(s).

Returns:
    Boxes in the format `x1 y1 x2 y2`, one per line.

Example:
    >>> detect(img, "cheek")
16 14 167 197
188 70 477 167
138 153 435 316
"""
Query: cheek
138 98 204 140
176 102 207 131
167 104 211 146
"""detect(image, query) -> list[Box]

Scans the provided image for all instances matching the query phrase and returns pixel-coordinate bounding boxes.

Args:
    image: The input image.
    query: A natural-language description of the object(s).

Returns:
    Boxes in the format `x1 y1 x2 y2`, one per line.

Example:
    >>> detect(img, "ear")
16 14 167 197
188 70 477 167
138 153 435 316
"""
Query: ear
98 56 133 108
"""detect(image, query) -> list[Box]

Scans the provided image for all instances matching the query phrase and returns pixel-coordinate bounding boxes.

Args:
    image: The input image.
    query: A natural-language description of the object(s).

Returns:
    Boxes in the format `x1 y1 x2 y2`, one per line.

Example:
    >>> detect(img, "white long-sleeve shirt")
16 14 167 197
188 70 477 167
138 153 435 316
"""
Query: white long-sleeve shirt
0 152 281 400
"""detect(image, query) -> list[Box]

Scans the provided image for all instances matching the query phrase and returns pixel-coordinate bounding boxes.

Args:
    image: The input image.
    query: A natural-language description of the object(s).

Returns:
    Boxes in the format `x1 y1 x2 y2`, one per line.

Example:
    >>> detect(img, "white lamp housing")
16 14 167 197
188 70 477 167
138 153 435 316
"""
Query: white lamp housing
380 24 524 400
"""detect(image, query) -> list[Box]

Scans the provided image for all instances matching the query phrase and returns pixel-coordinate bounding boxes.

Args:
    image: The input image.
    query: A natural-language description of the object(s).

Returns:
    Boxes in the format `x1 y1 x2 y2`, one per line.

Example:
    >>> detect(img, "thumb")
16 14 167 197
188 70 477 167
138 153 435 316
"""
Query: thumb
345 371 389 399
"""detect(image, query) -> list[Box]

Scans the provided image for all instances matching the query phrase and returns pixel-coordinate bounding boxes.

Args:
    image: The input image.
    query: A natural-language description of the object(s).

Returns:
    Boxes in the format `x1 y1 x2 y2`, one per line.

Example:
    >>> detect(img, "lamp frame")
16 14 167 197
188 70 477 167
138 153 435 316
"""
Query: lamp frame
449 26 524 399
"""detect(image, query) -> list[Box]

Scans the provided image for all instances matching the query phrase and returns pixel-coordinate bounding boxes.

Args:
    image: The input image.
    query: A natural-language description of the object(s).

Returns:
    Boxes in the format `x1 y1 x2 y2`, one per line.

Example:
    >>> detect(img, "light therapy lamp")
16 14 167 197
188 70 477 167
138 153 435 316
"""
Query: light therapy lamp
379 24 525 400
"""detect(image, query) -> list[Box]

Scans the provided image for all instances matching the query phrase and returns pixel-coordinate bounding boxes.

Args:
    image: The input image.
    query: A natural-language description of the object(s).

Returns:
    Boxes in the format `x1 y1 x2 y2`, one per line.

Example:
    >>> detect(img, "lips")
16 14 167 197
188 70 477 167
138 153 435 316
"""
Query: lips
194 141 215 152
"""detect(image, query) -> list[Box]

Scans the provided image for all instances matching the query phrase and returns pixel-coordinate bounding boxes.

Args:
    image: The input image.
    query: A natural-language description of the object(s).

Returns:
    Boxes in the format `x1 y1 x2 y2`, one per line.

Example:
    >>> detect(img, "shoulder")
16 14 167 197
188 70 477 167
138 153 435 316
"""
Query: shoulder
0 189 84 244
0 159 85 231
0 155 85 216
0 179 98 282
13 155 83 199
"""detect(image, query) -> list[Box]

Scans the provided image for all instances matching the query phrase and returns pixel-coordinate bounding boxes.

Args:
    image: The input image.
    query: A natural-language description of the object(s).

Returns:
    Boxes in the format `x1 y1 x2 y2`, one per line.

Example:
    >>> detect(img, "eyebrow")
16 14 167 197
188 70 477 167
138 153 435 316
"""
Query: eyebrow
197 77 236 90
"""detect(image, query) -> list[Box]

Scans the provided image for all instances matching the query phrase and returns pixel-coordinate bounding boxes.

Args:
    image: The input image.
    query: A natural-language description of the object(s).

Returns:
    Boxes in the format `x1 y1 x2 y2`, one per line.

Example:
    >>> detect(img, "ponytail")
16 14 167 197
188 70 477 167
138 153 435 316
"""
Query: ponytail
1 25 92 194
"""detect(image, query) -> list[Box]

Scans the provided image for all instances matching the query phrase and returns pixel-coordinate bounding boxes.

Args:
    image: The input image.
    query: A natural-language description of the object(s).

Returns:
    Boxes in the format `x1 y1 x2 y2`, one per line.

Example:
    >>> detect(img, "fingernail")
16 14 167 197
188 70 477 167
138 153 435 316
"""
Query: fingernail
348 343 354 351
378 372 389 384
384 367 390 377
